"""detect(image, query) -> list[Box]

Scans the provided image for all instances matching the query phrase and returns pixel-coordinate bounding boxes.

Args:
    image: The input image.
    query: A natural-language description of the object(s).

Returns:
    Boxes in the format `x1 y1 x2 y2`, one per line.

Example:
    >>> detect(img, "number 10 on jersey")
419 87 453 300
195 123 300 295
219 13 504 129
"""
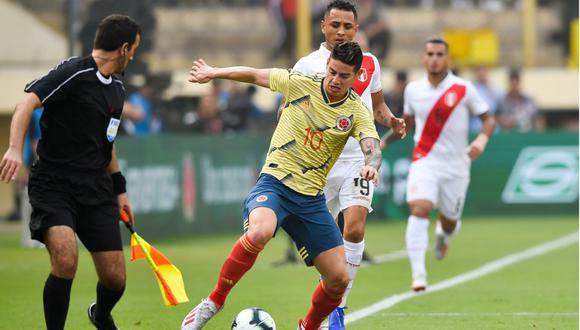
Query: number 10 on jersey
304 128 324 151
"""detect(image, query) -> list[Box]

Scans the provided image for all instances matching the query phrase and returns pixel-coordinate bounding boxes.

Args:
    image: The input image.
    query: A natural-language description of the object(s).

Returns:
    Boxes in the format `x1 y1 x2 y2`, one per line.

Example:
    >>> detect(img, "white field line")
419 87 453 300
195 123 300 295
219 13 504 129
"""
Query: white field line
373 312 579 317
346 232 579 325
362 249 408 267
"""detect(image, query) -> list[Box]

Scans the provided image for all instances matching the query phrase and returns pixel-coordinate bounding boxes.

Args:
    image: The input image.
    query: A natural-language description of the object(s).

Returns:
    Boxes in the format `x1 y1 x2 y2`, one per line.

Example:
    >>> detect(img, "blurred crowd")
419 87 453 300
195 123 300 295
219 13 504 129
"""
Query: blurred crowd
155 0 554 8
9 0 574 141
113 64 554 141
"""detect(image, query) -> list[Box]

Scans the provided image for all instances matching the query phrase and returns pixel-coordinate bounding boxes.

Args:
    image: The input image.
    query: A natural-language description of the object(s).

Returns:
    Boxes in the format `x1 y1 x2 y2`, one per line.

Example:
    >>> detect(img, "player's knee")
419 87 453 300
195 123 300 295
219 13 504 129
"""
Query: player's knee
410 205 431 218
344 223 365 242
246 229 272 247
51 253 78 278
326 271 349 294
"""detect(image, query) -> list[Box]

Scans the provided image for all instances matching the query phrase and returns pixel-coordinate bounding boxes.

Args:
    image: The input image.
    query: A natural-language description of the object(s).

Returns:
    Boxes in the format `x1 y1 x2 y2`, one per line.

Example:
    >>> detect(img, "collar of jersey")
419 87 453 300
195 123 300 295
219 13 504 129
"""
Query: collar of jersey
320 78 350 108
96 70 113 85
319 43 331 57
427 71 453 89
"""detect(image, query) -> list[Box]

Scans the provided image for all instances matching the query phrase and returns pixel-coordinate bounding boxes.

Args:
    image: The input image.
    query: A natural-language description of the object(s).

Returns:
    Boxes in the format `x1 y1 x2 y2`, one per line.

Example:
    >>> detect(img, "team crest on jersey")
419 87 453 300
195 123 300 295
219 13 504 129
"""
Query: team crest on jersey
445 91 458 107
256 195 268 202
358 68 368 82
336 115 353 132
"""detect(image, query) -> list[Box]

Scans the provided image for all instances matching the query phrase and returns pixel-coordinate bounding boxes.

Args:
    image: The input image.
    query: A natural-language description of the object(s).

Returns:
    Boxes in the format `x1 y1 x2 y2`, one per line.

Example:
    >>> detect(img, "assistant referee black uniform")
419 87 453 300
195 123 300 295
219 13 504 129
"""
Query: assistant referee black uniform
25 55 125 251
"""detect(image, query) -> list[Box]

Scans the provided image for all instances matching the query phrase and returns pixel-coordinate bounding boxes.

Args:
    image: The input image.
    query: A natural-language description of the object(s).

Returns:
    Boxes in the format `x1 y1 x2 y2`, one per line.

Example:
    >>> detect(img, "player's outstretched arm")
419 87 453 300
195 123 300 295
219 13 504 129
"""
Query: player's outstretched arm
189 58 272 88
380 114 414 150
0 93 41 183
467 112 496 160
359 137 382 185
371 91 406 139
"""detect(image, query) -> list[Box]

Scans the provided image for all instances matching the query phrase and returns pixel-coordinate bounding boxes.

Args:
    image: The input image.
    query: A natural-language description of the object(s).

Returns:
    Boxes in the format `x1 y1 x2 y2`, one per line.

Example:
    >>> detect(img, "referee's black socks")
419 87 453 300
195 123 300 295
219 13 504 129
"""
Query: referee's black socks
43 274 73 330
95 281 125 320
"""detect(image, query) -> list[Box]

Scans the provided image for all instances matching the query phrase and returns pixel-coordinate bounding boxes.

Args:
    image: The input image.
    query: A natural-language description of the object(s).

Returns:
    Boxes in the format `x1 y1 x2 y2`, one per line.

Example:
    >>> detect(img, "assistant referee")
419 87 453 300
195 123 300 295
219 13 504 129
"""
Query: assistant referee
0 14 141 330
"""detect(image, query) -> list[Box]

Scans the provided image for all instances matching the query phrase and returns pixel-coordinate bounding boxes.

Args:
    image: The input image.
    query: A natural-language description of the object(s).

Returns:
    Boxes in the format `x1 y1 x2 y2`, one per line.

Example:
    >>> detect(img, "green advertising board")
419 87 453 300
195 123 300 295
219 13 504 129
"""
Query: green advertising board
373 132 579 220
116 132 578 240
116 134 269 240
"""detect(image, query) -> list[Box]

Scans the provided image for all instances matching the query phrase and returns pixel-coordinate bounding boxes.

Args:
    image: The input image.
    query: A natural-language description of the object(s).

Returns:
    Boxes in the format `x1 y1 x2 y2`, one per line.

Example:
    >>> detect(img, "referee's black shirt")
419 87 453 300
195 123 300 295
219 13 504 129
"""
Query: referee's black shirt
25 56 124 171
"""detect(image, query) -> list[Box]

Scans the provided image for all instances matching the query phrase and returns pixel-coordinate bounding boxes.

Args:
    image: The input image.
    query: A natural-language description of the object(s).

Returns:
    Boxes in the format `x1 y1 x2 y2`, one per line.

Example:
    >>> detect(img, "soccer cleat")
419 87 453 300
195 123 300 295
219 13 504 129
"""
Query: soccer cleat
181 298 221 330
361 251 374 265
434 234 449 260
328 306 345 330
412 273 427 292
297 319 322 330
87 303 119 330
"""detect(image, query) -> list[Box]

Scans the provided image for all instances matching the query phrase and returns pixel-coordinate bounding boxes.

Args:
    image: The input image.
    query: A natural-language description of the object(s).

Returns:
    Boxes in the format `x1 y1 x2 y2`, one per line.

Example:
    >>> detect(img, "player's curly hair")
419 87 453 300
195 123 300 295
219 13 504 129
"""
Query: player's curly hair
331 41 363 72
94 14 141 52
326 0 358 20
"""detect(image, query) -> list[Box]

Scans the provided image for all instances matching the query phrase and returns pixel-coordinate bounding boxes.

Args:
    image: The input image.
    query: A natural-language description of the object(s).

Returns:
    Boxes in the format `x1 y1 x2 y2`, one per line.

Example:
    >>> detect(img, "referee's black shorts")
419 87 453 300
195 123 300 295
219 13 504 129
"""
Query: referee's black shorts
28 161 122 252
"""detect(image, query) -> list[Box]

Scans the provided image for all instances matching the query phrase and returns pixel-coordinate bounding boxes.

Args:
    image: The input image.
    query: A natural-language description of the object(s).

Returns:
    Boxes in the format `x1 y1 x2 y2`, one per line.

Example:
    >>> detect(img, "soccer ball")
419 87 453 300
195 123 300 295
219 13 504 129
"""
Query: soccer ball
231 307 276 330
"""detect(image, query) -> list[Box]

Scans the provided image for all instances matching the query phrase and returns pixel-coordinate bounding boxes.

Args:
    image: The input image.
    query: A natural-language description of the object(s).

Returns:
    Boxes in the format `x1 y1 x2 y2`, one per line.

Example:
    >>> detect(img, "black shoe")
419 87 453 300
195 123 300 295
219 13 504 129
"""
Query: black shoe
361 251 374 265
88 303 119 330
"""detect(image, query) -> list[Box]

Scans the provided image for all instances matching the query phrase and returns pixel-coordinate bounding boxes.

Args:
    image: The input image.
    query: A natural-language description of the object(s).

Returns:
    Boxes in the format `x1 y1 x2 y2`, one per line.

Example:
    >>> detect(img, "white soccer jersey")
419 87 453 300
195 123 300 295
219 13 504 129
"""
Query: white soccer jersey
293 43 382 161
404 72 488 176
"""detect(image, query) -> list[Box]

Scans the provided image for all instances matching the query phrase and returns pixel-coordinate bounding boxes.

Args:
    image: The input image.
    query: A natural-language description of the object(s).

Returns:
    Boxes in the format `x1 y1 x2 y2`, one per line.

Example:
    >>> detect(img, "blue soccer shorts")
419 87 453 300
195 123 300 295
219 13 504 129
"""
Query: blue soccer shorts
242 174 343 266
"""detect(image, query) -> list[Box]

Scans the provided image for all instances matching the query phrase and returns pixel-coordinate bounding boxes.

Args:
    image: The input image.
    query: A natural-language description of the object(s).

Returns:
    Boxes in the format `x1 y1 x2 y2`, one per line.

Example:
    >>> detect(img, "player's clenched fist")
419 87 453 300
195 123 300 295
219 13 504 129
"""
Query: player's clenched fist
359 165 379 185
0 149 21 183
390 116 407 139
189 59 214 84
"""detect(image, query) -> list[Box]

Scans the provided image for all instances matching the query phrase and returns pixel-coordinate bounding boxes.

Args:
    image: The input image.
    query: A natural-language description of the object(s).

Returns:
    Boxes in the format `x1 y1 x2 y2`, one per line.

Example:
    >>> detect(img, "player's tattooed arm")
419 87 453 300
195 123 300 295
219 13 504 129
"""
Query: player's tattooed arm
361 137 382 170
359 137 382 184
371 91 406 139
380 114 414 150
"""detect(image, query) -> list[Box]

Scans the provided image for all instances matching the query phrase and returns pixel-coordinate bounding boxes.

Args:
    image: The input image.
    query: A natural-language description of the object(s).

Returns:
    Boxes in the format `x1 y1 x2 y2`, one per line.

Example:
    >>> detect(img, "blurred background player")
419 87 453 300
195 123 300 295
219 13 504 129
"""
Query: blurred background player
381 37 495 291
285 2 406 328
384 70 409 118
469 65 501 133
122 74 161 137
0 14 140 330
495 68 544 132
181 42 382 330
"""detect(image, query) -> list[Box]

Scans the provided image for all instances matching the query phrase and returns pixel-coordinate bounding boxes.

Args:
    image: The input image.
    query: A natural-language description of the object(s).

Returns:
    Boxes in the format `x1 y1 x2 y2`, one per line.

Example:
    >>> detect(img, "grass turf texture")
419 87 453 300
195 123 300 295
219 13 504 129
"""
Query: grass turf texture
0 215 577 329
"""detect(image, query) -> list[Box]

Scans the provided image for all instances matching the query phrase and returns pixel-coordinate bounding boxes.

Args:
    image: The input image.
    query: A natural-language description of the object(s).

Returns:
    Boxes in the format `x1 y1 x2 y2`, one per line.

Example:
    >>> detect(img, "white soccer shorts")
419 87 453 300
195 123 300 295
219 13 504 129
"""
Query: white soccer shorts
324 160 374 219
406 161 470 220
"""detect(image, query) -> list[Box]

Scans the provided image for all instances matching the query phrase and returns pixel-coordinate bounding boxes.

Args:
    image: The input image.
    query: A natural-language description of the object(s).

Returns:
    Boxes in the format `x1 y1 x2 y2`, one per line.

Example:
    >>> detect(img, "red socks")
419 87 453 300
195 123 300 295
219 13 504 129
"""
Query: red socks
302 282 345 329
209 233 263 307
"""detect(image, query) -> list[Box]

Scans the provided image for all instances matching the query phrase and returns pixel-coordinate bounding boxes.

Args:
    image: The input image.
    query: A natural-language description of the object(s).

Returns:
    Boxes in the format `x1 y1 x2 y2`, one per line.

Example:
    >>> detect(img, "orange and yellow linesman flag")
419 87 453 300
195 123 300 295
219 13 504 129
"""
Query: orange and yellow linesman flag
120 210 189 306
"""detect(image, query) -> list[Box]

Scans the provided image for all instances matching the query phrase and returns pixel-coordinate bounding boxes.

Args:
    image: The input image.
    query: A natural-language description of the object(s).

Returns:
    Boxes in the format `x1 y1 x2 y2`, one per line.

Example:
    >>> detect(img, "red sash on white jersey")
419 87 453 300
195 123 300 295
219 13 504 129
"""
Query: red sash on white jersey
351 55 375 96
412 84 466 161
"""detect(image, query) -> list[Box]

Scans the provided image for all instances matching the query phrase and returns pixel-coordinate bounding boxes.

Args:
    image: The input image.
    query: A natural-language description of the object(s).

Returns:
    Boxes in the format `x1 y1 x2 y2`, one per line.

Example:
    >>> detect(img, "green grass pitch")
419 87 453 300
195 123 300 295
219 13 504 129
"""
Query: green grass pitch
0 215 577 329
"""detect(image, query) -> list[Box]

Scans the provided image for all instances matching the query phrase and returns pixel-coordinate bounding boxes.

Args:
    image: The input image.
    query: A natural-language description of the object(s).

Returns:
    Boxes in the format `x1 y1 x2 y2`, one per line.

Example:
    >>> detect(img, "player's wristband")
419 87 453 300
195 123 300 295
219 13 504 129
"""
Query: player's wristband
111 172 127 195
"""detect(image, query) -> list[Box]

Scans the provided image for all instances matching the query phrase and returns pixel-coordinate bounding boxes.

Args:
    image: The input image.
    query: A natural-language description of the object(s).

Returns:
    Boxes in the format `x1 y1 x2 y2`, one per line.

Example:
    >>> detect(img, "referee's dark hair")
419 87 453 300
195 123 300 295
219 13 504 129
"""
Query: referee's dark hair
326 0 358 21
331 41 363 72
93 14 141 52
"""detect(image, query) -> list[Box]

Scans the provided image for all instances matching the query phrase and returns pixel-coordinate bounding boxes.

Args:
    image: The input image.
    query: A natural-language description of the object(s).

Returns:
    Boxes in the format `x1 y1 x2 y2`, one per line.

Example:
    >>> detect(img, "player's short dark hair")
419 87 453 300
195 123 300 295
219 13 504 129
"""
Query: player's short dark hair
93 14 141 51
325 0 358 21
331 41 363 72
425 37 449 52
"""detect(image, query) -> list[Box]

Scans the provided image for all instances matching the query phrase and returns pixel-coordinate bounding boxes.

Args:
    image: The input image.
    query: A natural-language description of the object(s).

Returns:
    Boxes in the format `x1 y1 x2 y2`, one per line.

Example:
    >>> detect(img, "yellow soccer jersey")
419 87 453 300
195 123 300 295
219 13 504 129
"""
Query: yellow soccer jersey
263 68 379 196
